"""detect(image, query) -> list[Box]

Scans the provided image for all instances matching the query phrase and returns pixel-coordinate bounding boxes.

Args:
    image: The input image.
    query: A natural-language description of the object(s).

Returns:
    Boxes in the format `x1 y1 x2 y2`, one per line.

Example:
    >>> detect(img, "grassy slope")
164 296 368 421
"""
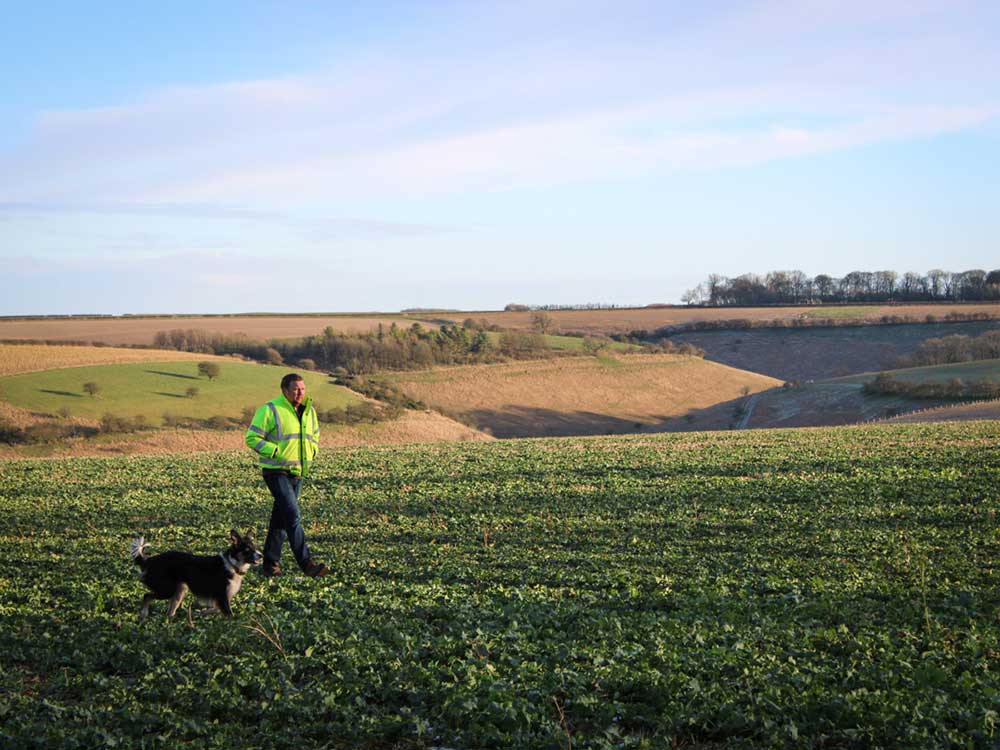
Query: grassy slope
384 353 781 437
1 423 997 748
0 343 235 377
482 331 639 352
668 319 1000 381
887 399 1000 423
684 358 1000 432
0 360 360 425
831 357 1000 385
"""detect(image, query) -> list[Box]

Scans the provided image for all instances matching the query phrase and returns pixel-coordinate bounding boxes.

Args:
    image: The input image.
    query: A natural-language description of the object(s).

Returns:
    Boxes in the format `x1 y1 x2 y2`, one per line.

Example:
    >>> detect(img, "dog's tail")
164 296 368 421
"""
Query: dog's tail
130 536 149 568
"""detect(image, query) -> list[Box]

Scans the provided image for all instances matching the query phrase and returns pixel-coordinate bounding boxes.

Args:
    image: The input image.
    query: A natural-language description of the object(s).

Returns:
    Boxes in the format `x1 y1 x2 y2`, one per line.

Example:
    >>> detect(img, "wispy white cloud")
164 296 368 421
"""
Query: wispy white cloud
0 2 997 210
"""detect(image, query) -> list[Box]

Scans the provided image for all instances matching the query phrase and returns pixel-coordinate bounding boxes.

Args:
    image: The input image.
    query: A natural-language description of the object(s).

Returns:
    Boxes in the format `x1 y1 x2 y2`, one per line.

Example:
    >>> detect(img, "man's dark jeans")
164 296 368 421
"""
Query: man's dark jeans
262 470 311 571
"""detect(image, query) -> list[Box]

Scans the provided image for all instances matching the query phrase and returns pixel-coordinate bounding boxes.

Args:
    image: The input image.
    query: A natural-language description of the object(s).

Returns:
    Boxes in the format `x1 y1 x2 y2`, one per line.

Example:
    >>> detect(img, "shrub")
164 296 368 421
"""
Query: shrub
82 382 100 398
346 402 380 423
0 419 22 444
582 336 608 355
198 362 221 380
677 343 705 357
206 415 232 430
264 347 283 365
297 358 317 371
99 413 140 434
531 311 556 334
186 387 200 398
498 331 547 356
23 422 92 443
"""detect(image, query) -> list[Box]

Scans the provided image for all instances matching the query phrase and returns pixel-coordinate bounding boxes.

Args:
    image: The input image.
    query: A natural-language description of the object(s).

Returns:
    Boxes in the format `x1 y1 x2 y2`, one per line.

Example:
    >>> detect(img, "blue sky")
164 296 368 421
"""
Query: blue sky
2 1 998 315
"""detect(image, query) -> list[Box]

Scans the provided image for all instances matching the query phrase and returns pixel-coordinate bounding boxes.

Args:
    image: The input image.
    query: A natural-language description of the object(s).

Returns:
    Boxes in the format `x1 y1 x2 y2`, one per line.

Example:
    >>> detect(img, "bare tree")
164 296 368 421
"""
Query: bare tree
531 311 556 335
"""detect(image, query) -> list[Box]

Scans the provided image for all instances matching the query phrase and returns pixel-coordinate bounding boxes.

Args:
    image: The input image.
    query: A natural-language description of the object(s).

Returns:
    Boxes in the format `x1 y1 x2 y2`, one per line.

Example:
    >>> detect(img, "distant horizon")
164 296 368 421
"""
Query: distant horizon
4 299 1000 322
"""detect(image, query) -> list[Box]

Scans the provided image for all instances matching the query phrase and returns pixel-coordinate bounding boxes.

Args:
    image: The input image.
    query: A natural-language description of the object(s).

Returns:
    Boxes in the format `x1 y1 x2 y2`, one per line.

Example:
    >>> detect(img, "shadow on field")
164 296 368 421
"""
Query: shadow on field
460 406 673 438
668 320 1000 381
145 370 199 380
153 392 187 399
39 389 83 397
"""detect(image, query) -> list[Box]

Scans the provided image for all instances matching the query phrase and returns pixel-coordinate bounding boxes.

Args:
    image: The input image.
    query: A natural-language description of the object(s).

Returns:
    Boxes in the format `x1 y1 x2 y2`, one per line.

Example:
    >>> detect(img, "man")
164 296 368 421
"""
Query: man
245 373 328 578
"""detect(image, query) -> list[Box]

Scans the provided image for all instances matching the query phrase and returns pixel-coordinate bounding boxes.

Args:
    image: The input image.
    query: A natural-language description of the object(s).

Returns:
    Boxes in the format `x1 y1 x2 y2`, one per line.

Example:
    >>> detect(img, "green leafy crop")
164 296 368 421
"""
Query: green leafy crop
1 422 998 748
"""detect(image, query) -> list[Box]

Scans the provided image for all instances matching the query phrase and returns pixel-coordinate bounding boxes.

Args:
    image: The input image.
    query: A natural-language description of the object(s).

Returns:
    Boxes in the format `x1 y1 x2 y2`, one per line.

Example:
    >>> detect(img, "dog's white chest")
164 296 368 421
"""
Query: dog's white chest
226 575 243 600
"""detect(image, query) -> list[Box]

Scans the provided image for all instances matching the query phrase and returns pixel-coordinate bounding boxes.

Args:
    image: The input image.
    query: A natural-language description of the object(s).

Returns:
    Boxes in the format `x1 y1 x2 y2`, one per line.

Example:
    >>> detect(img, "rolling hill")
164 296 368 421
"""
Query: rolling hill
666 319 1000 381
0 359 360 426
673 357 1000 431
382 353 781 437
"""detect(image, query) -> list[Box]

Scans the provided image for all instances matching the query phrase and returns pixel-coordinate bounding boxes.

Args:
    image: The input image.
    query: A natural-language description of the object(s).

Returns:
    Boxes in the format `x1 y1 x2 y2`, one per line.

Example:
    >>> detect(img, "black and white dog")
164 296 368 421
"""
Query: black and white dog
130 530 263 619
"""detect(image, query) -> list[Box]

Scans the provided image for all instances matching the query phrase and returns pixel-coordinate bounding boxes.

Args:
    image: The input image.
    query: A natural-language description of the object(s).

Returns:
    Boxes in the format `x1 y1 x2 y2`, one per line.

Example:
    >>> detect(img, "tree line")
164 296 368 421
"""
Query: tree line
863 372 1000 401
153 322 555 374
895 330 1000 368
683 269 1000 306
504 303 625 311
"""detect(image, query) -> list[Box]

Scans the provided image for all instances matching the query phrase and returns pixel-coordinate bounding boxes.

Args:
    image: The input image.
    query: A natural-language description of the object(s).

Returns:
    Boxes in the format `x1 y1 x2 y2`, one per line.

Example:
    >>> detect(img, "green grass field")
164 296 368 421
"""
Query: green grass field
831 357 1000 385
801 306 882 319
481 331 639 352
1 422 997 748
0 360 360 424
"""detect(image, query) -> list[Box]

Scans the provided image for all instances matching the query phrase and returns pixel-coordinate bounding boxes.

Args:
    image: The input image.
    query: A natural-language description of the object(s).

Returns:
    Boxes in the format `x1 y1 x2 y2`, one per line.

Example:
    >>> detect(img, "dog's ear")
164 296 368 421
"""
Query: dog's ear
244 527 255 542
230 529 240 544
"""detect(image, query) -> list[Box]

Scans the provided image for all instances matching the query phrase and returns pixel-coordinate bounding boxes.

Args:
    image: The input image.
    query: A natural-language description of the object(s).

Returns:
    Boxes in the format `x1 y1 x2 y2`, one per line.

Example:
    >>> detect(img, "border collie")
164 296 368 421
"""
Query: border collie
130 530 262 619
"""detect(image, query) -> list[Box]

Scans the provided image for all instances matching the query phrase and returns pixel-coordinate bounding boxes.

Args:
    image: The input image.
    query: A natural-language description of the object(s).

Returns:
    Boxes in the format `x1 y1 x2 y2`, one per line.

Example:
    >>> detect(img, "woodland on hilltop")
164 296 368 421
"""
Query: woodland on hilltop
684 268 1000 306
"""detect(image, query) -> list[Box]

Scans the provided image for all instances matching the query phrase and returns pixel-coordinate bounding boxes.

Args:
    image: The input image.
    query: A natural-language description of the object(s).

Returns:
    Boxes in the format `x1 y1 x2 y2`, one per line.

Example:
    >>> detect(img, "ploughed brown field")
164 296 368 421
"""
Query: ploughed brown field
0 344 234 377
4 303 999 344
0 315 437 345
448 303 1000 334
384 353 781 438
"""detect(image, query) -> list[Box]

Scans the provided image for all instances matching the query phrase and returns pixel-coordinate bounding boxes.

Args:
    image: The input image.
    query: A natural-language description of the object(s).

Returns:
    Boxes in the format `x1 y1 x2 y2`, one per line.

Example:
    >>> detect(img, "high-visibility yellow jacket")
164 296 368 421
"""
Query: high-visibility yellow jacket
245 393 320 477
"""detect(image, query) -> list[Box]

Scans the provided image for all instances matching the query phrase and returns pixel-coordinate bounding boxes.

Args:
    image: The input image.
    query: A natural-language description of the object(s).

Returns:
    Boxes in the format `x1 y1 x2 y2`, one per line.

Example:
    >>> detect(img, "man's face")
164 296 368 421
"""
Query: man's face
283 379 306 406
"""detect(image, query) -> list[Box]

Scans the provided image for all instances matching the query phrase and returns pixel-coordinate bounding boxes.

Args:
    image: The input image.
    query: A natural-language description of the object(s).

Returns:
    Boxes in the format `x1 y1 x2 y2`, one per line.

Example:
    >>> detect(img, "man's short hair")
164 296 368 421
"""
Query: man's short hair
280 373 304 391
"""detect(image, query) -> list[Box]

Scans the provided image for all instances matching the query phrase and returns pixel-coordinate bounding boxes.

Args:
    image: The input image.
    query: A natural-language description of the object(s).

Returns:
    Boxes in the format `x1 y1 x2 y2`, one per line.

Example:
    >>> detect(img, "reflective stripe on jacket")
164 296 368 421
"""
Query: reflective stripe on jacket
245 393 320 477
